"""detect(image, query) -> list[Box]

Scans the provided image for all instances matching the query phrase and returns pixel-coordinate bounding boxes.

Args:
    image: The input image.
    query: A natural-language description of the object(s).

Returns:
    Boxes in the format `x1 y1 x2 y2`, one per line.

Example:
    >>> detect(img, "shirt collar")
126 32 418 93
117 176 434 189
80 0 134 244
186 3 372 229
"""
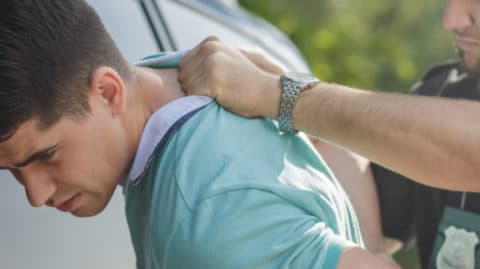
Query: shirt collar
126 95 212 183
123 50 212 184
136 49 189 68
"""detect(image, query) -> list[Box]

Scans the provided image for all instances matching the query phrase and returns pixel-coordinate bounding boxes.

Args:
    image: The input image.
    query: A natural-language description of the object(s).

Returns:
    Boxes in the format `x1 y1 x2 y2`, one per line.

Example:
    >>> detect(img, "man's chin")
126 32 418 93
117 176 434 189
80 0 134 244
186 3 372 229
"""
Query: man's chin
459 51 480 75
69 190 116 217
70 203 107 218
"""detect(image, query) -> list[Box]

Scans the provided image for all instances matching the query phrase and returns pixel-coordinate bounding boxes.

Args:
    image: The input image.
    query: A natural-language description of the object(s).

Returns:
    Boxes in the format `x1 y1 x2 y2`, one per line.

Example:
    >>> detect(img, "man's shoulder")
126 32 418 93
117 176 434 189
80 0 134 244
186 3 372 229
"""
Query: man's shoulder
177 101 280 149
172 103 341 208
411 60 461 95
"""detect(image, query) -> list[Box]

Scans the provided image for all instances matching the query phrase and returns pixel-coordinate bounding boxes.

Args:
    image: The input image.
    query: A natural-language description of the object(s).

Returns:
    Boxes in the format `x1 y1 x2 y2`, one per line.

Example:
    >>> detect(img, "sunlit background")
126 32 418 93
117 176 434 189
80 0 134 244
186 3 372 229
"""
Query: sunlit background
241 0 454 93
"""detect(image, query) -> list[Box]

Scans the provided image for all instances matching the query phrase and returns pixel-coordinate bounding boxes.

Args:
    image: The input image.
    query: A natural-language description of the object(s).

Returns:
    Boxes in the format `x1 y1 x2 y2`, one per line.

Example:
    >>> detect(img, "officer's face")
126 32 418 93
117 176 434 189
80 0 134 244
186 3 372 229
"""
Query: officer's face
444 0 480 74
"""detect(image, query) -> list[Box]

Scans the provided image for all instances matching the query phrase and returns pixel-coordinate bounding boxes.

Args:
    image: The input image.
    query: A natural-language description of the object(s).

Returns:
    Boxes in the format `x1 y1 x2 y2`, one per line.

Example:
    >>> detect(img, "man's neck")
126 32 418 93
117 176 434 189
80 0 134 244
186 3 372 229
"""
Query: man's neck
137 67 185 112
122 66 185 176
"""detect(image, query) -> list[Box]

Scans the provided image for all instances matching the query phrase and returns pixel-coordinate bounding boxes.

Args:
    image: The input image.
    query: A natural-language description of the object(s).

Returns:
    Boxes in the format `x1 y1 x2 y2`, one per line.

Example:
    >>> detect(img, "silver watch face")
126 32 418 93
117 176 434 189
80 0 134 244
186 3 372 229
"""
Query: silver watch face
283 72 319 84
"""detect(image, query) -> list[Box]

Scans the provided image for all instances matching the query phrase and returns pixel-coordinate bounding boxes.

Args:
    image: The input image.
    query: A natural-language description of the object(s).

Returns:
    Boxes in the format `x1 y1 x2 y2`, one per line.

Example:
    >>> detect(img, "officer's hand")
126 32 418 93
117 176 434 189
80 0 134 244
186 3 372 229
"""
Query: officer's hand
178 36 281 119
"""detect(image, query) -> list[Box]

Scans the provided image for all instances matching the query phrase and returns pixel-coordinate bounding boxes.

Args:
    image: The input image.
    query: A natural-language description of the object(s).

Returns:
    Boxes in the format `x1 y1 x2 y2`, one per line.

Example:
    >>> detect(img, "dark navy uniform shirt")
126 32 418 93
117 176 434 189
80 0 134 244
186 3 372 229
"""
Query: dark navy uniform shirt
372 61 480 269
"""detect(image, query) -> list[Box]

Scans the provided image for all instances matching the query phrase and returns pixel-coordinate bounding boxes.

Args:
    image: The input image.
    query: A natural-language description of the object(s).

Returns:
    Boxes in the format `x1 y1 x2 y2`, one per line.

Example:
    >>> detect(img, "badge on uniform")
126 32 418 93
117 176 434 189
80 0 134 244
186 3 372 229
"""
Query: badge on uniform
430 207 480 269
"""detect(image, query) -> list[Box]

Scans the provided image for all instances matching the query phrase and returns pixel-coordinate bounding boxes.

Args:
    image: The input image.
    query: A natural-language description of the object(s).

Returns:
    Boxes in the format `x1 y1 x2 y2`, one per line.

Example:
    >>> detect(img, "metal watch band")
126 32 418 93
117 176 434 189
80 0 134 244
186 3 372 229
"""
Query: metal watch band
278 76 301 134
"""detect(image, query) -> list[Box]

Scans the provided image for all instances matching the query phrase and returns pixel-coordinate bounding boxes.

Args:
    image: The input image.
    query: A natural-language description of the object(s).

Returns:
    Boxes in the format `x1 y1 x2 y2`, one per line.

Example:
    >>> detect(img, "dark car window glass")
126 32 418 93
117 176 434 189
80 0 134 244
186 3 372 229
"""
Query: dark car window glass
87 0 159 61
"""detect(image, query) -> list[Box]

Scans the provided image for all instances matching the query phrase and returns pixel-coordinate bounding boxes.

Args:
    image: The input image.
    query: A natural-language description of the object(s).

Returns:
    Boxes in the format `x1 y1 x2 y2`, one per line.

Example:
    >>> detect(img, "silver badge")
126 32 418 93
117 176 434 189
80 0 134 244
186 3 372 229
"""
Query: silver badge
436 226 478 269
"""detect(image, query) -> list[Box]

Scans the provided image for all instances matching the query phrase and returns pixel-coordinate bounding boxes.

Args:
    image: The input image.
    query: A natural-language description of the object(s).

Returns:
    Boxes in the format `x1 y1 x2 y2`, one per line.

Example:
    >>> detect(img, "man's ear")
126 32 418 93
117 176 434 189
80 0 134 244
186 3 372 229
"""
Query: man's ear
89 66 127 116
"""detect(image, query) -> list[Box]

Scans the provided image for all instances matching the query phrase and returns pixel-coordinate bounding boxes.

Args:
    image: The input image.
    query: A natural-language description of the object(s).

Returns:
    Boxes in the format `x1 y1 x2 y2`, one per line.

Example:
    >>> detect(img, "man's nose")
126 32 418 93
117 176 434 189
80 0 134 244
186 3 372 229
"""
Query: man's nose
18 167 56 207
443 0 474 31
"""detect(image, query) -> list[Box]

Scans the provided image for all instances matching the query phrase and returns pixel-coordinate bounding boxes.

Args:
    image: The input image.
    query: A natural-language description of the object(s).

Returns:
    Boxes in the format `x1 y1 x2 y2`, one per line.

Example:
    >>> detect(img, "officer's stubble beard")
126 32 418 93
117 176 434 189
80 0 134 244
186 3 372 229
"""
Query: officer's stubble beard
458 48 480 76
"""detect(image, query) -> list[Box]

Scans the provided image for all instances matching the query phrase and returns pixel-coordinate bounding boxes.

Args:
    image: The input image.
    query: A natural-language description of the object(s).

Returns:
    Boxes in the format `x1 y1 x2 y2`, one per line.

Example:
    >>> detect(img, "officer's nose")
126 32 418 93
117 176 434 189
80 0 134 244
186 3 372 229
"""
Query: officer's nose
443 0 475 31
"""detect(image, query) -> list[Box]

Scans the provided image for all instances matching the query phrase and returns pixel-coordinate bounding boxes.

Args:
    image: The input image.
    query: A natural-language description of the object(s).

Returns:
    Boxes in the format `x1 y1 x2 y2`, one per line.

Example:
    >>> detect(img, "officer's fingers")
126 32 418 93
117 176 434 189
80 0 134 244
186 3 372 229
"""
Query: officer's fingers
179 36 231 86
239 48 284 75
178 47 210 89
178 63 196 92
179 52 220 95
180 70 213 97
201 35 221 44
179 60 205 92
179 36 223 71
179 48 207 78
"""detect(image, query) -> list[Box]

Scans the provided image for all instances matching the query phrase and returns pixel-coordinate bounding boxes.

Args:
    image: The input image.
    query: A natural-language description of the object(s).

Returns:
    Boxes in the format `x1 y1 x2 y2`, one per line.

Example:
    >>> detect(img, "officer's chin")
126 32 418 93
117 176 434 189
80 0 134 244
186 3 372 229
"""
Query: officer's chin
458 50 480 76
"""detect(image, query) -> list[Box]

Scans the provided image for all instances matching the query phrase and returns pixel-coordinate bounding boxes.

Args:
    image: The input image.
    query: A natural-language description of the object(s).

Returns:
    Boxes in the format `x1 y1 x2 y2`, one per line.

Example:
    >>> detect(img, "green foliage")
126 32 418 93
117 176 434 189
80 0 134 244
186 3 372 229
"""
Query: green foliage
239 0 455 93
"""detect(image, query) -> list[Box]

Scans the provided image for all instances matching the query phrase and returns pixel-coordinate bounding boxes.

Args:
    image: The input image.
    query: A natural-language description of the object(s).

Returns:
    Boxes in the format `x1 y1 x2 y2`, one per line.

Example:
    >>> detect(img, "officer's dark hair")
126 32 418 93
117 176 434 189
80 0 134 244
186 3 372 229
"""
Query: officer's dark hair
0 0 131 141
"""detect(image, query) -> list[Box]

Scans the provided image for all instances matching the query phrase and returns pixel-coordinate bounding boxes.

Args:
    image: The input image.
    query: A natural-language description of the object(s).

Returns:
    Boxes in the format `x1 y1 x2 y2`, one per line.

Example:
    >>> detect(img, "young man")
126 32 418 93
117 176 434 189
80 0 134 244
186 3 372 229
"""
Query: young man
0 1 397 268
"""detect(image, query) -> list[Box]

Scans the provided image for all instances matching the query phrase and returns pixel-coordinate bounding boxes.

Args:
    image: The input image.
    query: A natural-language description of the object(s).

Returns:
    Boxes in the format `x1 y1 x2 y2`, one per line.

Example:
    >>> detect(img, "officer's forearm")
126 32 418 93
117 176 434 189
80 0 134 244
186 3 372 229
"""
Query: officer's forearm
292 82 480 192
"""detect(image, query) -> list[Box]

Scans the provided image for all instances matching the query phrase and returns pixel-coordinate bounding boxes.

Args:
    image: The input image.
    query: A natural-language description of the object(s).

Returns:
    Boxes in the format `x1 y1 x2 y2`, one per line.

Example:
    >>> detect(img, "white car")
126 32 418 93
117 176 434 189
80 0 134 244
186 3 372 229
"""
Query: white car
0 1 309 268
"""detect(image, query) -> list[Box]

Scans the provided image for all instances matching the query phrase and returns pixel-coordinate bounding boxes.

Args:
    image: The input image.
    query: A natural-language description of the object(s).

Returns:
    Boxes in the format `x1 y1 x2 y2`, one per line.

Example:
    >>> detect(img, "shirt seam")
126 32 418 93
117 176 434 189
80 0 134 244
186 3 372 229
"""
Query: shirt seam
162 187 350 268
172 132 195 213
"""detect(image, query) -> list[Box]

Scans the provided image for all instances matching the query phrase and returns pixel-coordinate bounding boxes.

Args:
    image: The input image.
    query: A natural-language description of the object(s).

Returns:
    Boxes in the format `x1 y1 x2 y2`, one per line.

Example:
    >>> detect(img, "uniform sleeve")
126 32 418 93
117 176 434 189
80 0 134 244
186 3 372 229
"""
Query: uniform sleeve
164 189 352 269
371 163 415 243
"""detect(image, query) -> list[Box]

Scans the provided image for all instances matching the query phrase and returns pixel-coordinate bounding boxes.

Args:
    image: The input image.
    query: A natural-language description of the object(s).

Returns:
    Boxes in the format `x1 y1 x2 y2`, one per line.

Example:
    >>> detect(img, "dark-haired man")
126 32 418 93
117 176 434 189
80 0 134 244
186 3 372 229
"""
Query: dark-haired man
0 1 398 268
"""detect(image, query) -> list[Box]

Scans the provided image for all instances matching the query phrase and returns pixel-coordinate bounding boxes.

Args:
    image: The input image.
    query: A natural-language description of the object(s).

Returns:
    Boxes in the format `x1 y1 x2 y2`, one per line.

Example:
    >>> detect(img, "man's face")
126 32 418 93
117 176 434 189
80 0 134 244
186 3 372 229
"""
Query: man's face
0 101 129 217
444 0 480 74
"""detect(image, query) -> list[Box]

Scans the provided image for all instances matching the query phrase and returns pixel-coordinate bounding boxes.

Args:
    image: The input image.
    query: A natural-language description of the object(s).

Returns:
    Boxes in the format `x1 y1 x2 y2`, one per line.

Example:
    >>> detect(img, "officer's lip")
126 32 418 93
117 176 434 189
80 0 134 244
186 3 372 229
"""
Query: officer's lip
455 36 480 49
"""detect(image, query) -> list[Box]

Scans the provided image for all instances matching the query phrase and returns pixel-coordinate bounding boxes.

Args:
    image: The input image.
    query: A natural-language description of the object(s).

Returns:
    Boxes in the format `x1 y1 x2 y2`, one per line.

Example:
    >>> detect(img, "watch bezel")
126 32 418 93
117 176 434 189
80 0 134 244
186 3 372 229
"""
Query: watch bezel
282 72 319 86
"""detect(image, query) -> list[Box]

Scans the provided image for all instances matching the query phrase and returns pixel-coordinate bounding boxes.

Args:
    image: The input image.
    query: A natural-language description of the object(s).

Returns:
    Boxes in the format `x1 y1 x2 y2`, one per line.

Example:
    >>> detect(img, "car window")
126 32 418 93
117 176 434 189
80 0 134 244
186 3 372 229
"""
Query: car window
86 0 160 61
160 0 309 72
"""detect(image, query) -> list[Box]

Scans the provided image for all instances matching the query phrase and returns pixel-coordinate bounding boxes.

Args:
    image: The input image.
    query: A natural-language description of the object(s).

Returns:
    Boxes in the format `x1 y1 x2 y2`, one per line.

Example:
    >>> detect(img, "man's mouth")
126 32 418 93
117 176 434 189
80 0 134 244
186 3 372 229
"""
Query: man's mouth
56 193 82 212
455 36 480 51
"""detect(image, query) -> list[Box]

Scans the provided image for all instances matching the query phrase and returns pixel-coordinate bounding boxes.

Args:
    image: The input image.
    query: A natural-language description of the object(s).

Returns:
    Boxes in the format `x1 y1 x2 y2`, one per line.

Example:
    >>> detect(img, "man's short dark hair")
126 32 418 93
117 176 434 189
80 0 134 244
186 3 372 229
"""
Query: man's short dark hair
0 0 130 141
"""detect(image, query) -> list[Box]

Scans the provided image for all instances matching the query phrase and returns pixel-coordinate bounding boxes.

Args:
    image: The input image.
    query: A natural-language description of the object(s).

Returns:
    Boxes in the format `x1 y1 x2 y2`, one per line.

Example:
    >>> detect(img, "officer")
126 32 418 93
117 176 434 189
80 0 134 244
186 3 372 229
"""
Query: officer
373 60 480 269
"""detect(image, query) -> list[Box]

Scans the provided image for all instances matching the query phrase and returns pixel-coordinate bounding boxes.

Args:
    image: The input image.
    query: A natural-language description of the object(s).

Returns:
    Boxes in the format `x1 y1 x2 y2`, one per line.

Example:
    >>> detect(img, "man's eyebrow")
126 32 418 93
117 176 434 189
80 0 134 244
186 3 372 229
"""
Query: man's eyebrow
13 145 58 168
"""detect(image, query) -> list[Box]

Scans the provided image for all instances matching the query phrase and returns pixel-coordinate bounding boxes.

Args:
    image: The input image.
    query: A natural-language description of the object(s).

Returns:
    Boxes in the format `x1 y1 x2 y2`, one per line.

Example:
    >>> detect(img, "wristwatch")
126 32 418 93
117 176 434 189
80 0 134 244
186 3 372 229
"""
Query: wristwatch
278 72 320 134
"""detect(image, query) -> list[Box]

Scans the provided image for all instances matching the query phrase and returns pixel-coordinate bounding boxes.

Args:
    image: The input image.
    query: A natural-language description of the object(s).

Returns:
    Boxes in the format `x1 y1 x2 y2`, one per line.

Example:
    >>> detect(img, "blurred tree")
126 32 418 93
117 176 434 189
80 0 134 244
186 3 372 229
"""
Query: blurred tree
239 0 455 93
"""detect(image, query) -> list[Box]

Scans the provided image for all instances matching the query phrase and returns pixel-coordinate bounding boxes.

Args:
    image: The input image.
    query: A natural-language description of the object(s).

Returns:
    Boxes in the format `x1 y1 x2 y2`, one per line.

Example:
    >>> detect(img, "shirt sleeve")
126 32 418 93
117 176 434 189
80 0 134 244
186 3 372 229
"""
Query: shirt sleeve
163 188 352 269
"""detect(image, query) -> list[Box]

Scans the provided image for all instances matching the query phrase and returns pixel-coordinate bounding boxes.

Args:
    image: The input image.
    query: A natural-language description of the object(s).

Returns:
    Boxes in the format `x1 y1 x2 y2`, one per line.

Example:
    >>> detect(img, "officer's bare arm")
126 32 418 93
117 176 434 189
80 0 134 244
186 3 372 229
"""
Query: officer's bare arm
179 37 480 192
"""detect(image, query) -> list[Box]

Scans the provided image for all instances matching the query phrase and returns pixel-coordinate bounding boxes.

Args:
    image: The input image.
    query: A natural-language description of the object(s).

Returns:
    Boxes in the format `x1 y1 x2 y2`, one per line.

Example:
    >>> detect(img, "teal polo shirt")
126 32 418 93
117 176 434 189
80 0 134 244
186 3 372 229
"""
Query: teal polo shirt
124 52 363 269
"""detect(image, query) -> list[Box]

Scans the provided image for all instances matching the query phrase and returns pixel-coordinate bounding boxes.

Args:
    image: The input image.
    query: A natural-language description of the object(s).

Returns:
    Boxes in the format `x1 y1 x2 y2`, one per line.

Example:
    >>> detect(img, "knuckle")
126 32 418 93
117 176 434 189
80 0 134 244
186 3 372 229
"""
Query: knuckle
201 41 220 54
206 35 220 42
241 47 261 57
204 53 222 70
